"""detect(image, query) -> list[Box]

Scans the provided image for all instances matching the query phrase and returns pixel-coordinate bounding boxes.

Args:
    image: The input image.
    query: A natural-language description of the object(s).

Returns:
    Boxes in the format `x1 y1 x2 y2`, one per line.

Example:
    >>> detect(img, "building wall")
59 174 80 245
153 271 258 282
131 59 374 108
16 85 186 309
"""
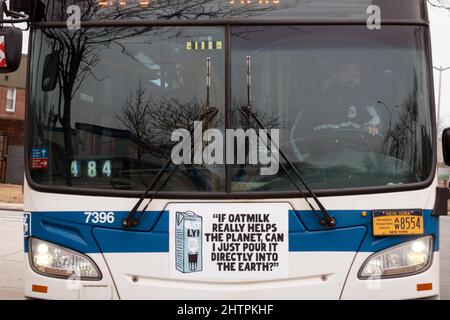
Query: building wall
0 55 27 184
0 117 25 185
0 118 24 146
0 87 26 120
0 55 28 89
0 54 27 121
5 145 24 184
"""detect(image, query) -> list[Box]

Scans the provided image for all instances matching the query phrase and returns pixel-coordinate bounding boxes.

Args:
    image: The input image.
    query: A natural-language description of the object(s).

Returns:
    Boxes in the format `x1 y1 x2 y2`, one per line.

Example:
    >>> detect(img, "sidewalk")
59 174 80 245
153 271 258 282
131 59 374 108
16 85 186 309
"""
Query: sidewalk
0 184 24 212
0 203 23 212
0 211 24 299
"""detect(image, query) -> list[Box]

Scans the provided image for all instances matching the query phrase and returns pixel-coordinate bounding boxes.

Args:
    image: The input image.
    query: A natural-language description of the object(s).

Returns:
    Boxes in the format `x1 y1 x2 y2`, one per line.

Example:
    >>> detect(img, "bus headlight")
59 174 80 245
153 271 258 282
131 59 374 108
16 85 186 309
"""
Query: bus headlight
29 238 101 280
358 236 433 279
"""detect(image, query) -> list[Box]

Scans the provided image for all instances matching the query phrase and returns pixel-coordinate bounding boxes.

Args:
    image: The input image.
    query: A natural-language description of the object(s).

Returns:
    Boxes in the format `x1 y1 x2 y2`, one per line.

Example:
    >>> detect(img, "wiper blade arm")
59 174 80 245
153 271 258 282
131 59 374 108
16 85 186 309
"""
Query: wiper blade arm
123 57 218 228
122 107 218 228
239 56 336 228
238 106 336 227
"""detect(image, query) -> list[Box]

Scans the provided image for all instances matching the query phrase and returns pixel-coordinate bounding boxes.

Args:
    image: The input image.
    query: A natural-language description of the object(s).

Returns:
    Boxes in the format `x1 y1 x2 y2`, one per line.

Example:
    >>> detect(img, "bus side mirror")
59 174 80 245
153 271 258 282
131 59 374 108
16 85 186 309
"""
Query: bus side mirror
443 128 450 166
0 27 22 73
42 53 59 92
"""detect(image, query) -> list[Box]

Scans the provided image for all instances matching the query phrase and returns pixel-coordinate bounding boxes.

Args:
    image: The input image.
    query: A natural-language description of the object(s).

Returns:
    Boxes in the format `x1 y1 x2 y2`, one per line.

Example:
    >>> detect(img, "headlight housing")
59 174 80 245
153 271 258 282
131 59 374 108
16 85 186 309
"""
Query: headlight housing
29 238 101 280
358 236 433 279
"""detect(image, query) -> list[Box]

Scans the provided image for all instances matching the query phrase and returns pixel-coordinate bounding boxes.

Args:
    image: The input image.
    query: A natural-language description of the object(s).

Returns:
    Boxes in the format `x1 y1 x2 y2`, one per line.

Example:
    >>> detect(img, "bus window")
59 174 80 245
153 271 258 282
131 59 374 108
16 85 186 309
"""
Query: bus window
27 25 433 195
230 25 432 192
29 26 226 192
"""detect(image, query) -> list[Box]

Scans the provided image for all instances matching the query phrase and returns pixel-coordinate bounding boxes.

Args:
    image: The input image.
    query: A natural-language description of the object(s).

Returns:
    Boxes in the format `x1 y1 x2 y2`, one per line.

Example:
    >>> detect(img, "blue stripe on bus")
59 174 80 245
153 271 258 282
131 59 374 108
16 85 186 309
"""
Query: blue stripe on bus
24 209 439 254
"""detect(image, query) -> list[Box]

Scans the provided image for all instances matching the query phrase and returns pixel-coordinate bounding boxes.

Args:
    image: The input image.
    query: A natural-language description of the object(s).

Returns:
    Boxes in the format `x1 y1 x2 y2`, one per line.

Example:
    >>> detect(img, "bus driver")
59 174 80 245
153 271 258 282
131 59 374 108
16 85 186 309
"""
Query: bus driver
315 61 381 136
289 61 383 162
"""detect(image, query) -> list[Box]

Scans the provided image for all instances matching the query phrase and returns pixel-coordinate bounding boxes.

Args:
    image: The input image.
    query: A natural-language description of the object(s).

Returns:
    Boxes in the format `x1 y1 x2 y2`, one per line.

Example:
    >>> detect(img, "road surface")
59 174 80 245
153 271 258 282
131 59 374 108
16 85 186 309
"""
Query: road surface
0 211 24 300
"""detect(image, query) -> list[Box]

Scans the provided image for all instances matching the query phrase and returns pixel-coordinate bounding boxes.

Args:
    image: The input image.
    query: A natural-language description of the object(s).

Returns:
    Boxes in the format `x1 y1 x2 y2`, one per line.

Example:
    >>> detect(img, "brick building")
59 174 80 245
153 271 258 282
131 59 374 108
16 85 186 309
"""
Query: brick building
0 55 27 184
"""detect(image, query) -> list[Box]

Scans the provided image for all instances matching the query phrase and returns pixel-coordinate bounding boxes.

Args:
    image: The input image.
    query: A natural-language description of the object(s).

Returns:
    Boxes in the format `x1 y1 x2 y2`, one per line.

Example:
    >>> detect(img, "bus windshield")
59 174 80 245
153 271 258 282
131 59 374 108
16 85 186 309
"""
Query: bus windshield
28 25 432 194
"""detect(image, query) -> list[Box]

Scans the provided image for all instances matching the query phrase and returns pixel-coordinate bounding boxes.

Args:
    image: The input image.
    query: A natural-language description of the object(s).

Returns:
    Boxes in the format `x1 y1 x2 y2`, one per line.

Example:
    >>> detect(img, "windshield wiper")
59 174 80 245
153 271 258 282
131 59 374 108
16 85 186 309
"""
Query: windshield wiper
238 56 336 228
123 57 218 228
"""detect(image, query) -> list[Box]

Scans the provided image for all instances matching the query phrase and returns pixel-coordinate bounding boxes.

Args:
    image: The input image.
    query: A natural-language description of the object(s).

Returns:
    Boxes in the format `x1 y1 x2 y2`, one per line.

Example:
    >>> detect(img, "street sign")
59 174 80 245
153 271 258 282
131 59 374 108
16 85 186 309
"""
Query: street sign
31 148 49 169
31 158 48 169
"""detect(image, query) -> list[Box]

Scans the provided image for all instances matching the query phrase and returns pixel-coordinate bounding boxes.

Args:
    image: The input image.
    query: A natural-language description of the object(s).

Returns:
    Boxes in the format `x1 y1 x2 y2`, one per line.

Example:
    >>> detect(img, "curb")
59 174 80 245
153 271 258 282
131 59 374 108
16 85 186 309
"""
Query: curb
0 203 23 212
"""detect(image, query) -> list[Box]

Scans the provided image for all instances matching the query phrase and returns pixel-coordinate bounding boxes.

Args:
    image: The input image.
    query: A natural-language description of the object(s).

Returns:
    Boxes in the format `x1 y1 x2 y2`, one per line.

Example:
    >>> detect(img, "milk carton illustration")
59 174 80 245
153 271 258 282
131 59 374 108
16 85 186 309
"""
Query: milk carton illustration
175 211 203 273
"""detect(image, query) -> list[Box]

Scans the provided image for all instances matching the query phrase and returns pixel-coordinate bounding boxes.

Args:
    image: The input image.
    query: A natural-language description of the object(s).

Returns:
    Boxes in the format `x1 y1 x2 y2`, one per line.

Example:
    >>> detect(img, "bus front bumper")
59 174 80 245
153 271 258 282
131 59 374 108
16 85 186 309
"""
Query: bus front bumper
24 252 440 300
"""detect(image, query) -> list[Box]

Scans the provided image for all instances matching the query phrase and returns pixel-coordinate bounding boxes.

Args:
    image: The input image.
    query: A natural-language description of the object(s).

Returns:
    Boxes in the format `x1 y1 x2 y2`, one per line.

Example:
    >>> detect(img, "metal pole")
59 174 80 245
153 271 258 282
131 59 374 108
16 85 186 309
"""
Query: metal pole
438 68 443 121
434 66 450 124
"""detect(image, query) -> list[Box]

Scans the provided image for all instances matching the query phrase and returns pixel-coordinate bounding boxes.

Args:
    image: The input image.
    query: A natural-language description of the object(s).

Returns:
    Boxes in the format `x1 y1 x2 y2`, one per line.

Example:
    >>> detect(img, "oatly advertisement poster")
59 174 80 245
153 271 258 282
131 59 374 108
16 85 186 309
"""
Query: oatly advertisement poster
168 203 290 280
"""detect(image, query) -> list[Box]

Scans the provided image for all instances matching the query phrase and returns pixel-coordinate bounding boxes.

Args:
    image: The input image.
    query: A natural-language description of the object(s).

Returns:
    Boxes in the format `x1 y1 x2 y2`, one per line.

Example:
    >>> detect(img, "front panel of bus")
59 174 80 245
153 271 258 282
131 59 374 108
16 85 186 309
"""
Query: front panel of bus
23 0 440 299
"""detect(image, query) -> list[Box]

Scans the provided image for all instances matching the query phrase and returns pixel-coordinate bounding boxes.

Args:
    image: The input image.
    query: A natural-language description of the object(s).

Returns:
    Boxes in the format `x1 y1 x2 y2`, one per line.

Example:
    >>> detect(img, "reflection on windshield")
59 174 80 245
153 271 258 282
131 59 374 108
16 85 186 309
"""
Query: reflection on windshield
230 25 432 192
28 25 432 193
37 0 415 22
29 26 226 191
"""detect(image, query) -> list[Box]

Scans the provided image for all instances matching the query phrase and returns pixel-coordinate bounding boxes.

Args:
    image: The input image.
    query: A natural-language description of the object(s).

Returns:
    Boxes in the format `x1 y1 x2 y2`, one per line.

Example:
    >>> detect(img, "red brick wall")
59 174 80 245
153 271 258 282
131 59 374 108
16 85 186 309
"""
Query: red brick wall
0 86 26 120
0 118 25 146
0 84 26 147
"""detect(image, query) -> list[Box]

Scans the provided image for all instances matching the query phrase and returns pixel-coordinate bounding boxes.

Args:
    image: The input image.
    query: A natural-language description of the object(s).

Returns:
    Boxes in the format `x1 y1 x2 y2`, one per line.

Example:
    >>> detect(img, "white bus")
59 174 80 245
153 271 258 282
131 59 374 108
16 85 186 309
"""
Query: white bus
1 0 447 300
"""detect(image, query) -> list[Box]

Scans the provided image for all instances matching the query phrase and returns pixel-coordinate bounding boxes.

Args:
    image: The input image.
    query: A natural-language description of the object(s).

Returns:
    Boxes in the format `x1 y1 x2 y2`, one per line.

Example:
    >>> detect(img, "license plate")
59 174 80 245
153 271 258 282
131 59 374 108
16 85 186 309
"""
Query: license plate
373 209 424 236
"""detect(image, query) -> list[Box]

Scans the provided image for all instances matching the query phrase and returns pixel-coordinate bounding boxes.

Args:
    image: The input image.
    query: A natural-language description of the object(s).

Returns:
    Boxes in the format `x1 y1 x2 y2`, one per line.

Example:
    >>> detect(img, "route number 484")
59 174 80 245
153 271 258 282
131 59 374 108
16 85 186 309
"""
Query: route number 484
71 160 112 178
85 211 115 224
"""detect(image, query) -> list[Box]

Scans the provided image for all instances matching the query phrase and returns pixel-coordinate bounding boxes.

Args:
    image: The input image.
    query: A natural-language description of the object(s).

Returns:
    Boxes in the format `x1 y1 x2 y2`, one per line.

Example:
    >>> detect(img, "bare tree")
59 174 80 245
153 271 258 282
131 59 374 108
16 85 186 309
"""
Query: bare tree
152 98 207 136
117 81 156 168
381 71 434 178
43 0 301 22
428 0 450 9
33 0 299 186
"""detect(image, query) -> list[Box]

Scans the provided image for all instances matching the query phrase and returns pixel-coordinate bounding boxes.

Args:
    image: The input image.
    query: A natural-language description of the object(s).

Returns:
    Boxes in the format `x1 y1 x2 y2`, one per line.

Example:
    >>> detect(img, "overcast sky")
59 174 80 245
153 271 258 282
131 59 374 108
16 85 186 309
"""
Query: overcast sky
429 5 450 126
